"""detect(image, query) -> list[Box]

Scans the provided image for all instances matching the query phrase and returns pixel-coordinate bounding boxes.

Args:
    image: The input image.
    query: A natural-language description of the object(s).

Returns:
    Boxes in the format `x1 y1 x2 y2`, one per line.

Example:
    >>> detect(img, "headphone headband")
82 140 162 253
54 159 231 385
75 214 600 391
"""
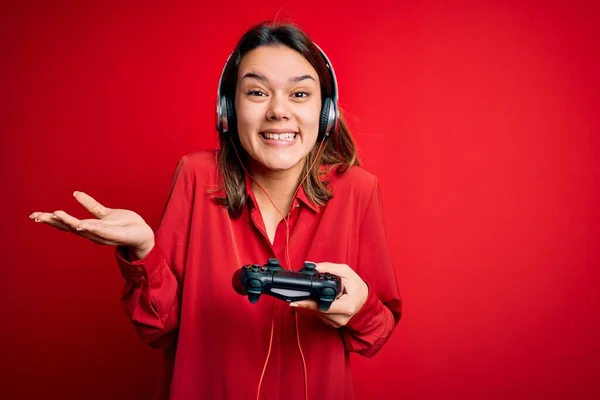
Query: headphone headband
312 42 338 110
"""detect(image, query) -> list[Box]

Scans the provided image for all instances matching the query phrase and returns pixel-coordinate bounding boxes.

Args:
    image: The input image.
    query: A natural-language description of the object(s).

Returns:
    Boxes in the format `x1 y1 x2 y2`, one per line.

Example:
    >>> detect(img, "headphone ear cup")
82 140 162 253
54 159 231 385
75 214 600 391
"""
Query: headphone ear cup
319 98 332 140
225 96 236 135
217 95 227 134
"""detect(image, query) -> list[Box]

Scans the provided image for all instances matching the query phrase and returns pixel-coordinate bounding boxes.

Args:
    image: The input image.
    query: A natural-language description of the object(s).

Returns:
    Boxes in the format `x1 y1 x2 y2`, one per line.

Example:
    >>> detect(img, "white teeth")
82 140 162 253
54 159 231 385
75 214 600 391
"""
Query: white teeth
262 132 296 141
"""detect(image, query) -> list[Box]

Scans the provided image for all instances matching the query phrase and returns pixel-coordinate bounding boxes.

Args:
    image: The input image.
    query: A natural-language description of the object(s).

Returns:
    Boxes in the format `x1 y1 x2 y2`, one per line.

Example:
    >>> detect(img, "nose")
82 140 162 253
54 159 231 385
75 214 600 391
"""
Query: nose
265 93 291 121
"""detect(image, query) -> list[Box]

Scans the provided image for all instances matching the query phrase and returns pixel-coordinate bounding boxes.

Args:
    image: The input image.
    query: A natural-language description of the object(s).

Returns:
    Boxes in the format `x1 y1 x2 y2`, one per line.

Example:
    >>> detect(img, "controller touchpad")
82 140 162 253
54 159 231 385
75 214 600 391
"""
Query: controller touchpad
271 288 310 298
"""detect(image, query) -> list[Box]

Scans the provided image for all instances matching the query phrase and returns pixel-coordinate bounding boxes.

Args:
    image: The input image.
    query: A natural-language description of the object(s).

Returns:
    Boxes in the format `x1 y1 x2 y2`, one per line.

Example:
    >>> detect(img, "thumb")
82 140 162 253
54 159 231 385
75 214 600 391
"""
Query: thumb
289 300 319 310
73 191 110 218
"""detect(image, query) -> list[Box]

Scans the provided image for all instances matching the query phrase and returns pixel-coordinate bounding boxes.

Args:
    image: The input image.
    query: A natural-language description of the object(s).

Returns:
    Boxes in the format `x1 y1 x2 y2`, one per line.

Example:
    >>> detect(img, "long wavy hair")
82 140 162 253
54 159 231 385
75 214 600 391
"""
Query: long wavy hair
214 21 360 218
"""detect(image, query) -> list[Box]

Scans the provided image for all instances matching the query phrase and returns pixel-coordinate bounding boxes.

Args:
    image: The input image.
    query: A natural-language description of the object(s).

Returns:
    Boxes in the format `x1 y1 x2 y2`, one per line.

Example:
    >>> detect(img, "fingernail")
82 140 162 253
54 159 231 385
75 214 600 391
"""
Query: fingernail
35 218 40 222
290 303 299 308
29 214 34 219
76 227 84 231
73 191 78 196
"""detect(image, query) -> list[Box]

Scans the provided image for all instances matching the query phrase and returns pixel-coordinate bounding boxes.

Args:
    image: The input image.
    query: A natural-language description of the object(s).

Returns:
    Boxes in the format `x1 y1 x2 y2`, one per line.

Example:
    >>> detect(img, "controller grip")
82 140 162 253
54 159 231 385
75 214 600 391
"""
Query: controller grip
231 269 247 295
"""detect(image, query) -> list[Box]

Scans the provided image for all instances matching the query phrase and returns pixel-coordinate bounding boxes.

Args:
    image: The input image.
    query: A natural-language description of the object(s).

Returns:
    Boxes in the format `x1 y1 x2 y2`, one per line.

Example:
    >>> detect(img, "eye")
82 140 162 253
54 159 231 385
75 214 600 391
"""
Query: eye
247 90 266 97
292 91 309 98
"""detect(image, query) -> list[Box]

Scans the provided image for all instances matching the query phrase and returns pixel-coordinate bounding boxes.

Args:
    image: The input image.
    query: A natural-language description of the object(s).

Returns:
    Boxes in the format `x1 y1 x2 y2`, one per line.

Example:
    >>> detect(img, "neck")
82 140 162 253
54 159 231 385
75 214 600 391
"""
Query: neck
248 159 306 215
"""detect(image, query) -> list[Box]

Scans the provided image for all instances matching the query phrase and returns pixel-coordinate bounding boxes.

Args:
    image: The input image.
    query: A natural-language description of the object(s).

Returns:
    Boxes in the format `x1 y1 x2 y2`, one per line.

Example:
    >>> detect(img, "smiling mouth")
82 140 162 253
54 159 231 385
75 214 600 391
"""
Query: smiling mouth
260 132 298 141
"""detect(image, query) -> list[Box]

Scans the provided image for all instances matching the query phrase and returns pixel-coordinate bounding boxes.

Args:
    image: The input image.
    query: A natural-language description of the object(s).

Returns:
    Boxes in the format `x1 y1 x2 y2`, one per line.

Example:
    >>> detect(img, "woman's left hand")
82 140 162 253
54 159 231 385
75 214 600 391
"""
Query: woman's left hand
290 262 369 328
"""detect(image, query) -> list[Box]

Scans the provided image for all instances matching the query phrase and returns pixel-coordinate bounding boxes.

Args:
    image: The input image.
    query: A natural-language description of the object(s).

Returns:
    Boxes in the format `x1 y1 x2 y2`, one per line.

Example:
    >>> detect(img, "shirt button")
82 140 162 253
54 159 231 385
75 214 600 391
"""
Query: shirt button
135 267 143 272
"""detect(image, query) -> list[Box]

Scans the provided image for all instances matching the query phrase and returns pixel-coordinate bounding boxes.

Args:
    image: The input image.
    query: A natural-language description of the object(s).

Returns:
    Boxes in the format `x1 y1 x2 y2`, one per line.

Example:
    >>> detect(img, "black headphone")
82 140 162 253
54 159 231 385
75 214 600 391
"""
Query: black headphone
216 42 339 141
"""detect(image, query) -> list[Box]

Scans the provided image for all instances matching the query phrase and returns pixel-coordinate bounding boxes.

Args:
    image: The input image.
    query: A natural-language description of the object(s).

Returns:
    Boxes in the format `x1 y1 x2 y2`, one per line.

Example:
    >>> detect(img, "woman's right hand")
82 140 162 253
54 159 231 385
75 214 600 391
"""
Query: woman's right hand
29 191 155 260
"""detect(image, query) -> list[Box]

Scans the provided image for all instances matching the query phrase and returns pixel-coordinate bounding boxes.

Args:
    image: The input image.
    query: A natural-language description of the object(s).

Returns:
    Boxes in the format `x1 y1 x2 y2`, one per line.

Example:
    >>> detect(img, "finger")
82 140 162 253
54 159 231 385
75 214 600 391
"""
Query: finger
30 211 116 245
30 212 49 221
66 222 120 246
52 211 111 234
291 295 354 316
30 212 72 232
73 191 110 218
290 300 319 311
52 212 118 244
52 210 83 230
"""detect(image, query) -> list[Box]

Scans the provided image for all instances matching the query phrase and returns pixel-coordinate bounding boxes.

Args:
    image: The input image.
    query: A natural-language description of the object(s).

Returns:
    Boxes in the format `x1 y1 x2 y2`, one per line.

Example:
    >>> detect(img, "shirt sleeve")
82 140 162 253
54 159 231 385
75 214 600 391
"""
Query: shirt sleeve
341 177 402 358
114 155 193 349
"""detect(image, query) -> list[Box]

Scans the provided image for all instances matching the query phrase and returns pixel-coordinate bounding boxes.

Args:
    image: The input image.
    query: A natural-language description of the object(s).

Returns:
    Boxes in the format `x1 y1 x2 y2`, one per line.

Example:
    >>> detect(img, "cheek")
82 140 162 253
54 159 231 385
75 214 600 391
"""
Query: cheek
235 102 263 135
298 103 322 134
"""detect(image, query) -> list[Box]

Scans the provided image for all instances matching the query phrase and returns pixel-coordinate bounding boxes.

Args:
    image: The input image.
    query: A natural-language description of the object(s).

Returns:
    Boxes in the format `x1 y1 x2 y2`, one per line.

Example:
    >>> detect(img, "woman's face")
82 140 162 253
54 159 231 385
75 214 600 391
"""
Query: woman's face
234 45 322 173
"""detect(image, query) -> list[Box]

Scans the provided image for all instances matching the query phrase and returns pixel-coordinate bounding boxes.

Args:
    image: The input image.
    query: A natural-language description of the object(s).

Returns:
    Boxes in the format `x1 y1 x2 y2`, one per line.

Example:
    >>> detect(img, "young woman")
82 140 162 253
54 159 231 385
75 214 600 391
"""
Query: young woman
30 22 402 400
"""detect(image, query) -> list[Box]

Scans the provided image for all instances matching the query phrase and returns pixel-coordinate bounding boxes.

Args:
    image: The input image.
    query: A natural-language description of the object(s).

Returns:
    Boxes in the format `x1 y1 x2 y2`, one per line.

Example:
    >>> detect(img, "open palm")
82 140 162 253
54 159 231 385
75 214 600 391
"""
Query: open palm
30 191 154 254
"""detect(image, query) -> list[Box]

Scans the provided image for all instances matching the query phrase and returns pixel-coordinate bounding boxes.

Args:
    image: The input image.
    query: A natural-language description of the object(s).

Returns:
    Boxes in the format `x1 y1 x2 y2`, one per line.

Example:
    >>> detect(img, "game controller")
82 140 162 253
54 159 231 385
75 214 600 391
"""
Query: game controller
232 258 343 311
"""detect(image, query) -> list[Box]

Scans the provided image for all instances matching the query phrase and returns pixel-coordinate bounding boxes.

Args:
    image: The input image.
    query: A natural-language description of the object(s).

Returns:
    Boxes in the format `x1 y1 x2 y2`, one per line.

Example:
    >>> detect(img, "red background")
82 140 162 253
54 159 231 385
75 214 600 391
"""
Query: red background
2 1 598 399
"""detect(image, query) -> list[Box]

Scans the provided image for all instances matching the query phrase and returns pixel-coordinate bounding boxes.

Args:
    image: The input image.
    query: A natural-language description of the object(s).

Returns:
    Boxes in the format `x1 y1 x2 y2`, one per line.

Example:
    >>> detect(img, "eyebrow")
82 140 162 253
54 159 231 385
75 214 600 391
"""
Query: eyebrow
241 72 316 83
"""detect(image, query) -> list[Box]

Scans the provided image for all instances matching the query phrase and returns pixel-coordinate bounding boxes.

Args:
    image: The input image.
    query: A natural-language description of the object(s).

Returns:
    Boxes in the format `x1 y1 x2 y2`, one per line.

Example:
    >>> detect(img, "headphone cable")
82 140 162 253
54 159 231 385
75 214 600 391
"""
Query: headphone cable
230 136 326 400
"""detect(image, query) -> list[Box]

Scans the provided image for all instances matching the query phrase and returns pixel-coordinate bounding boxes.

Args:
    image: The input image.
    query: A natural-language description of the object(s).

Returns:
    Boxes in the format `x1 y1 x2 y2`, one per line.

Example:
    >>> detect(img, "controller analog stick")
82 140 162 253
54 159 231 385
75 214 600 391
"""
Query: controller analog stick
300 262 317 276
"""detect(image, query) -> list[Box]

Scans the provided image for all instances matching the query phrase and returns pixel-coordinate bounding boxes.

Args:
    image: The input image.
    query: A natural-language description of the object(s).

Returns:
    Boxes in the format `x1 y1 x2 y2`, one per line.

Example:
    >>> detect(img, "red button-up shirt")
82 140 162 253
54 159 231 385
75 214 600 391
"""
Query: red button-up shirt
115 150 402 400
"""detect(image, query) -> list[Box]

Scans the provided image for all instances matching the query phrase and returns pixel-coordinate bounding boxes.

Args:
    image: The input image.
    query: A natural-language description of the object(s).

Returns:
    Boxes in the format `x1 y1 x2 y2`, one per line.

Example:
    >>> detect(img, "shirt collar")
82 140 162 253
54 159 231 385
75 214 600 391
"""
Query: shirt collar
244 173 320 213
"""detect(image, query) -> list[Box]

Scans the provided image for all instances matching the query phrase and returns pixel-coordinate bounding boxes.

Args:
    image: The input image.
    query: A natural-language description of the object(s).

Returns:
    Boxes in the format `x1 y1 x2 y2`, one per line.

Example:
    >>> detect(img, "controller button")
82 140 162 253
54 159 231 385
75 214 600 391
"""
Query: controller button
321 288 336 297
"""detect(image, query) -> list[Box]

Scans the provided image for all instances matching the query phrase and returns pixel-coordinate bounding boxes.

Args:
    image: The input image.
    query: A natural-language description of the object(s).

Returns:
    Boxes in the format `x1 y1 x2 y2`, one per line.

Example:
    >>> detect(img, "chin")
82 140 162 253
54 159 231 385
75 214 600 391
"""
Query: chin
262 160 301 172
257 154 303 172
